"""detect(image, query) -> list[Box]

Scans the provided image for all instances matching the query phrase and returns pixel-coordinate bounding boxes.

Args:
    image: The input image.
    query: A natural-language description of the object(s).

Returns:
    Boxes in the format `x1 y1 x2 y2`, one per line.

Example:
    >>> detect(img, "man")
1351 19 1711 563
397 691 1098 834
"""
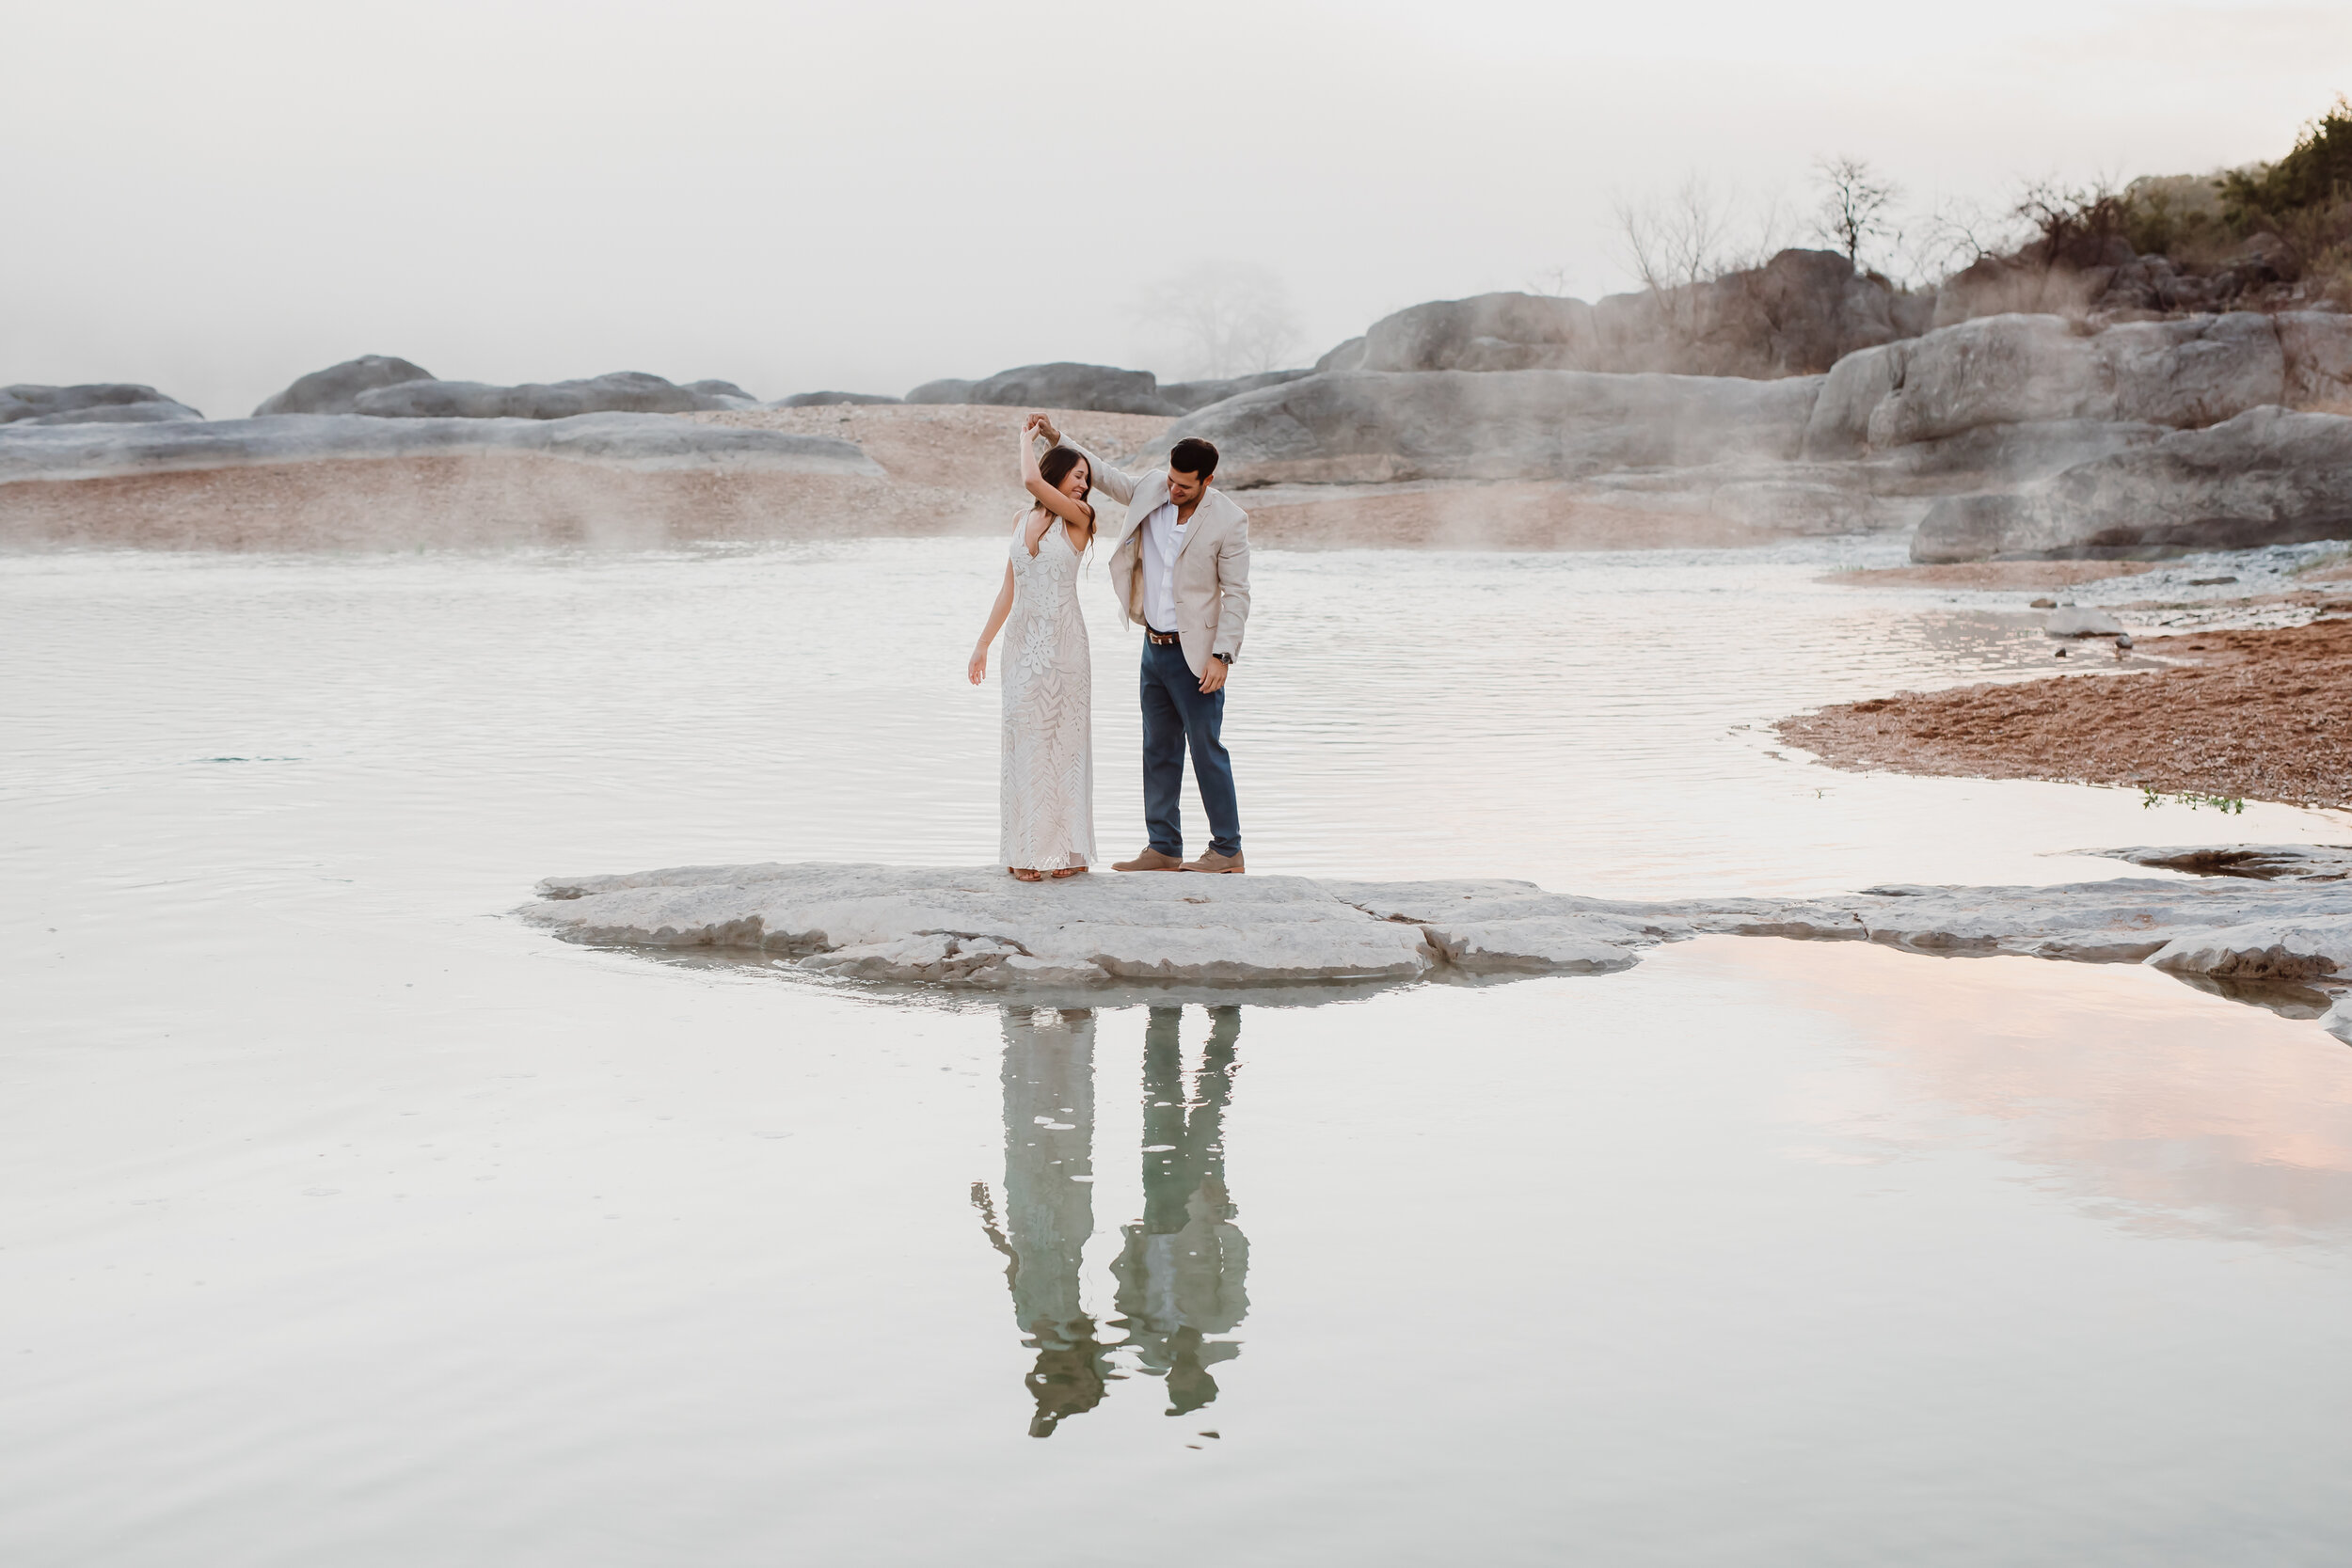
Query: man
1030 417 1249 873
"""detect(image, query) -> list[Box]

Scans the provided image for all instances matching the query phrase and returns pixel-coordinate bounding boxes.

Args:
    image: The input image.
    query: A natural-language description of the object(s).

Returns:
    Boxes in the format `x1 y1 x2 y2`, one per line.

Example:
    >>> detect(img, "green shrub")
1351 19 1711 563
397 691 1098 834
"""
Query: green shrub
2223 97 2352 225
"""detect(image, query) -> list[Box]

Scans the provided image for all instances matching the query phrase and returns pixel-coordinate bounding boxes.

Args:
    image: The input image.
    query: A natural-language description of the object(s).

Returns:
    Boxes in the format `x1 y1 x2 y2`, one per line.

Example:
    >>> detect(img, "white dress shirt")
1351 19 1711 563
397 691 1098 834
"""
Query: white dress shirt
1140 499 1186 633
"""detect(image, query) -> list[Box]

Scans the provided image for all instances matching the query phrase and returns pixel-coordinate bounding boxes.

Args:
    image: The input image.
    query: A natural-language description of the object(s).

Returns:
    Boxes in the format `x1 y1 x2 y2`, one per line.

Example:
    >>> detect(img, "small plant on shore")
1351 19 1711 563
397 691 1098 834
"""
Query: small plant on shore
2141 786 2247 814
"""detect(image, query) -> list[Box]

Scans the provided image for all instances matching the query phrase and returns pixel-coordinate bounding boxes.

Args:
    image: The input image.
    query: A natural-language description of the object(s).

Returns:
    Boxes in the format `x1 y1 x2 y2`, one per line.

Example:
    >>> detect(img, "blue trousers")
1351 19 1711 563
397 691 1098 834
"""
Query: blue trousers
1140 638 1240 858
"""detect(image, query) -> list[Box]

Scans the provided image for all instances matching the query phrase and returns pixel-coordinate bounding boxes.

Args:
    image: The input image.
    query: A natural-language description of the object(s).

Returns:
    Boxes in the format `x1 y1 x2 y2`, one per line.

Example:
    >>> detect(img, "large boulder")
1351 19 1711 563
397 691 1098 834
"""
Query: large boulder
252 356 435 417
682 379 761 408
2280 310 2352 406
352 371 743 420
1818 313 2317 458
1148 369 1822 486
902 377 974 404
16 400 206 425
1911 407 2352 561
904 362 1181 416
1157 370 1312 413
1314 337 1367 373
1 384 203 424
1863 315 2104 448
1361 293 1593 373
1359 252 1922 380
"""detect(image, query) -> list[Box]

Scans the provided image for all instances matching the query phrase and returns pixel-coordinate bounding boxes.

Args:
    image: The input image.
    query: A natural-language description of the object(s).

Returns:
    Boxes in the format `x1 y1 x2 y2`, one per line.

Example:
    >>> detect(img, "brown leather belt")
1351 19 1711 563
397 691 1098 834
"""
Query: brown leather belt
1146 627 1180 645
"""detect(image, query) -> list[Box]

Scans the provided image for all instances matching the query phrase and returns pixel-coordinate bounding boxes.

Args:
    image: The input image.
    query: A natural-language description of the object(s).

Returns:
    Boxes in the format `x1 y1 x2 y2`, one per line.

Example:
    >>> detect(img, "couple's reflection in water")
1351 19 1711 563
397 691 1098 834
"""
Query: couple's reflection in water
973 1005 1248 1437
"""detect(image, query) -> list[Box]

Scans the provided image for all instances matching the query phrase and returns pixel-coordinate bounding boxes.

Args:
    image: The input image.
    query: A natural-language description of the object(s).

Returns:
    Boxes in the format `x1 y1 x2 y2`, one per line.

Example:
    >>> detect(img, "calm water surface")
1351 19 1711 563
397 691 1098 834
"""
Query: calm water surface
6 538 2351 1565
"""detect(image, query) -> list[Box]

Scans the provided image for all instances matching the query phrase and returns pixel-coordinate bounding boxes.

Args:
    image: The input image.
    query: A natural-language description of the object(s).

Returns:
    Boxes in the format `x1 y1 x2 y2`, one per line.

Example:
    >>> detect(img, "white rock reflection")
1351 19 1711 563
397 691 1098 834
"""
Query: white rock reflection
1747 942 2352 1243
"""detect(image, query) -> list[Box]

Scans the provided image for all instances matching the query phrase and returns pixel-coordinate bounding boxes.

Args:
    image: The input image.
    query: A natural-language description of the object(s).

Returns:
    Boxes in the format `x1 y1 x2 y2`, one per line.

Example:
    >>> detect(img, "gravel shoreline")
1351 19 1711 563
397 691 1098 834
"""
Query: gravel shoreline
1778 617 2352 811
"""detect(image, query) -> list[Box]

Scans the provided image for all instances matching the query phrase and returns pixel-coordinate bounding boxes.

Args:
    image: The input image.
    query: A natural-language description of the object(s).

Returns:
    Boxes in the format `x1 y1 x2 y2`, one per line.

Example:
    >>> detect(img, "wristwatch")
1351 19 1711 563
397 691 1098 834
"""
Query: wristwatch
1213 652 1234 665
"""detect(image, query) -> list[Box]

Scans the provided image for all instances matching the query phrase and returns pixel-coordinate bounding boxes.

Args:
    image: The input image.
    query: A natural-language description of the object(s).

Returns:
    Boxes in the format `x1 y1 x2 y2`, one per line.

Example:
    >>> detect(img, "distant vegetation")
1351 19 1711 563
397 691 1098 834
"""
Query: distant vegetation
1604 95 2352 318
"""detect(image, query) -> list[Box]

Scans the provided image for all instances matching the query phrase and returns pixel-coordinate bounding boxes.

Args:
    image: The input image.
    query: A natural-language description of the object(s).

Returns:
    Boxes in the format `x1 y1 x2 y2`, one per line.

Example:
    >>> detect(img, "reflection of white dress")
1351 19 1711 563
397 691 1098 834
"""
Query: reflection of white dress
1001 508 1096 871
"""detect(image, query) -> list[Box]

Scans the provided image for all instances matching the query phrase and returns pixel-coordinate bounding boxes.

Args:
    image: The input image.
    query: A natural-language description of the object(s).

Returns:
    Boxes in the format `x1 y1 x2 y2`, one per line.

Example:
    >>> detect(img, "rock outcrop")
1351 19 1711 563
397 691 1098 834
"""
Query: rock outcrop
1151 368 1823 486
902 377 974 404
352 371 749 419
252 356 436 417
0 411 881 483
2086 844 2352 881
1911 407 2352 561
1158 370 1313 413
2145 917 2352 983
515 850 2352 1035
2 384 203 425
1362 251 1928 381
1804 312 2324 461
905 362 1183 416
683 379 760 407
1314 337 1367 373
1136 308 2352 511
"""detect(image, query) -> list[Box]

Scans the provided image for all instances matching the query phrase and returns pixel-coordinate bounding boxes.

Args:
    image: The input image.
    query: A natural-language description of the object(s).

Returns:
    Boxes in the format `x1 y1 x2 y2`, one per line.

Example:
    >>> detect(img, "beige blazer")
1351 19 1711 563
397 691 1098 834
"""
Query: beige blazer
1060 438 1251 677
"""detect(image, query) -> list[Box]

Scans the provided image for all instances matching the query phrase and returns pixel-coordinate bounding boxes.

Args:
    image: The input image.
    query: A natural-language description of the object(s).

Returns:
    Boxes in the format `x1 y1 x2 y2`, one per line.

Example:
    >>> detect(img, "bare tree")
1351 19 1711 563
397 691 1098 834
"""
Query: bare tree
1810 155 1902 272
1135 261 1304 379
1524 263 1579 299
1613 174 1795 350
2011 176 2134 269
1615 174 1740 298
1907 196 2013 281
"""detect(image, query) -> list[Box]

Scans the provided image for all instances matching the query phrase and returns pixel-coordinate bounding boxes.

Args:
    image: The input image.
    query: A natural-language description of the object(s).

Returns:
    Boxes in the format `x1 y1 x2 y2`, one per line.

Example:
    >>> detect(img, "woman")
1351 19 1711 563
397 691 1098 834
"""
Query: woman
969 414 1097 881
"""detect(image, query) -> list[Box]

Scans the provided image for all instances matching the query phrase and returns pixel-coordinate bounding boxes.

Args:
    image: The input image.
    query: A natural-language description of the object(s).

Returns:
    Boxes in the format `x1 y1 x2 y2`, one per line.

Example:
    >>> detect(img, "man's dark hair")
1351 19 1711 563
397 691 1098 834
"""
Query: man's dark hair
1168 437 1219 478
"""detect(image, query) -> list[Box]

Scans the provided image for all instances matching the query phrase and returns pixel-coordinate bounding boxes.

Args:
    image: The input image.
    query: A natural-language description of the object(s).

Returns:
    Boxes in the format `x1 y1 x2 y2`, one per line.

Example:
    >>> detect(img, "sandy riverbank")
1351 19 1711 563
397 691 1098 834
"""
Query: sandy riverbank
1779 616 2352 811
699 407 1751 550
0 404 1764 552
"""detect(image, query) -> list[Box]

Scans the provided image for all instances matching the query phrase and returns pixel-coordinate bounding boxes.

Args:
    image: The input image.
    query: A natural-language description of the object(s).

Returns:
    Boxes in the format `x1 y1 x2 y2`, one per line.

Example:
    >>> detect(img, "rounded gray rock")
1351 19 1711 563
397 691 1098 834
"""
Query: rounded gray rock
2 383 202 425
252 356 436 417
353 372 744 420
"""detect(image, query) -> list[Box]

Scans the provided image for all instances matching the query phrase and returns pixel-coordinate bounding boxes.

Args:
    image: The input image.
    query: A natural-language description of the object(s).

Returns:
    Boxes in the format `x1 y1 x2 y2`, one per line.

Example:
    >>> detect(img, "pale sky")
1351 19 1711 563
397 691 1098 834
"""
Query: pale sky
5 0 2345 417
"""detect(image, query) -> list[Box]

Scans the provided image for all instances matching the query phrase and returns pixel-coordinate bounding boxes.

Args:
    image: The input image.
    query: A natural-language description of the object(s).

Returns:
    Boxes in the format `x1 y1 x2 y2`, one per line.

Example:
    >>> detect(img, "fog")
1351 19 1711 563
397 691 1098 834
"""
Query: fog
4 0 2344 418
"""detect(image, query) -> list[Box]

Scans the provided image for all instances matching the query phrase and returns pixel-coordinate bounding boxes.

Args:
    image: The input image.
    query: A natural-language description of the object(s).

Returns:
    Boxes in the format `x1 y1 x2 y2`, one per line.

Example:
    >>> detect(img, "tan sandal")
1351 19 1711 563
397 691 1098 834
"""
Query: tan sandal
1009 866 1043 882
1050 865 1087 879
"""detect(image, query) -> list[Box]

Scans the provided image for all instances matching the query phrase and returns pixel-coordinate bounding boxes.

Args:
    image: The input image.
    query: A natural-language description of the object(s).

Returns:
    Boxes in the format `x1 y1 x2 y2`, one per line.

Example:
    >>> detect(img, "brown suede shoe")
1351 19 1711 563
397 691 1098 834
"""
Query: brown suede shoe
1113 847 1184 872
1182 849 1245 874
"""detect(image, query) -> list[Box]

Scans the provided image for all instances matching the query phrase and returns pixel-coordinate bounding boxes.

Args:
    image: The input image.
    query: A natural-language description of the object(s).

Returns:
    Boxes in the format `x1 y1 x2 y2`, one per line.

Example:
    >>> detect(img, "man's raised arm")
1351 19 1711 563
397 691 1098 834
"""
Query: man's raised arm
1032 417 1141 506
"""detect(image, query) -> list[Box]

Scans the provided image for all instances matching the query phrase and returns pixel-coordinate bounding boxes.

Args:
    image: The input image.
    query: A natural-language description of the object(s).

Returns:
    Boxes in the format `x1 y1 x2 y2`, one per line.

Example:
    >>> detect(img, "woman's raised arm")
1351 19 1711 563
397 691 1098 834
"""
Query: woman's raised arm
1021 416 1094 538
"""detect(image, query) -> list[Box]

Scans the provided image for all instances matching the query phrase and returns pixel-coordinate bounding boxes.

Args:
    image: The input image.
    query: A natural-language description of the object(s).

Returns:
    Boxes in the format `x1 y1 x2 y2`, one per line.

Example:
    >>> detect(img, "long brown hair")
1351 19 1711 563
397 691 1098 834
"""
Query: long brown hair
1035 446 1095 559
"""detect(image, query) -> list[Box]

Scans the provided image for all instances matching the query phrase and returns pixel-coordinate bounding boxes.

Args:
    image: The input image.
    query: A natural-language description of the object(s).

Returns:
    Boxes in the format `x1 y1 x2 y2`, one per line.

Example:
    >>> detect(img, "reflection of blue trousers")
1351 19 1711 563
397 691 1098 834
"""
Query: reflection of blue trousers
1140 638 1240 858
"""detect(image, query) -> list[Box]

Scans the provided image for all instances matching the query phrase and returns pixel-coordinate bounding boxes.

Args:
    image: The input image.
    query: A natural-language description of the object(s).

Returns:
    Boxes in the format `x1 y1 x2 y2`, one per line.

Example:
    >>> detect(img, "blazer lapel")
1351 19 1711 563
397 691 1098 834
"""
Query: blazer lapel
1171 488 1219 562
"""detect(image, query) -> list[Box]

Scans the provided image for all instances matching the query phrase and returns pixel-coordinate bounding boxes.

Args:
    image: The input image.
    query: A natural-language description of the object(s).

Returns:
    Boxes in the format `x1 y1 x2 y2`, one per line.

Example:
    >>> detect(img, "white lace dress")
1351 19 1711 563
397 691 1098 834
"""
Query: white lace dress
1000 508 1096 871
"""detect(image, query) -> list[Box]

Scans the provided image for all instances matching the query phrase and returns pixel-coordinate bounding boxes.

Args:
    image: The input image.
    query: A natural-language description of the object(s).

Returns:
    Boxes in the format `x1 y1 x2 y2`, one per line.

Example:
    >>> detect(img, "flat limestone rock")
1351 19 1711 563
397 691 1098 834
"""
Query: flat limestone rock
1319 878 1692 973
1672 878 2352 964
2145 916 2352 981
2086 845 2352 882
516 855 2352 1032
0 412 880 483
519 863 1681 987
2044 606 2124 638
